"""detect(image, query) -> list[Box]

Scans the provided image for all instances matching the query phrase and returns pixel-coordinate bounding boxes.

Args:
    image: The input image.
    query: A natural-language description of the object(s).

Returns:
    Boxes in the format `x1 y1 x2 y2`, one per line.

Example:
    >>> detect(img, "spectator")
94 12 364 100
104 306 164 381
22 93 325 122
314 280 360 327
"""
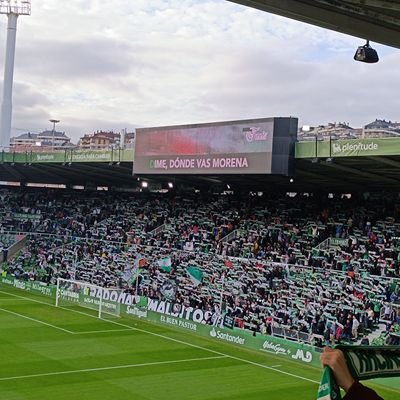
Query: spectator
352 316 360 340
383 303 392 320
342 320 352 342
366 307 374 330
324 326 331 346
335 324 343 343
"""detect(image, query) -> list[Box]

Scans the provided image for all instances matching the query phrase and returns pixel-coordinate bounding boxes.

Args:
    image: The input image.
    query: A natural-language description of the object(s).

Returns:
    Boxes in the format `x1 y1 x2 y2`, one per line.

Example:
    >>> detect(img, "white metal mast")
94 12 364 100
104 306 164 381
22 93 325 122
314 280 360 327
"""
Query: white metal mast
0 0 31 150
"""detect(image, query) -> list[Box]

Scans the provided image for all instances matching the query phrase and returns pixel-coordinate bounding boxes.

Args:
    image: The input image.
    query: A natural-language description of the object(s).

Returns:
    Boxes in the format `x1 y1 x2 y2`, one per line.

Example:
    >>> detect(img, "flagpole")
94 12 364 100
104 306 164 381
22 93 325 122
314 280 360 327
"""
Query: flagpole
134 254 141 295
219 273 225 312
73 247 78 280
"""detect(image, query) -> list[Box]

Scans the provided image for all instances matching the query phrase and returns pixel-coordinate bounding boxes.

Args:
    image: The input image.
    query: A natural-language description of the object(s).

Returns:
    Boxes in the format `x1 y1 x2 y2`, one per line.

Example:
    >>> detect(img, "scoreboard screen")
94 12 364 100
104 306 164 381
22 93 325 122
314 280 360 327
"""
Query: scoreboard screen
134 117 297 175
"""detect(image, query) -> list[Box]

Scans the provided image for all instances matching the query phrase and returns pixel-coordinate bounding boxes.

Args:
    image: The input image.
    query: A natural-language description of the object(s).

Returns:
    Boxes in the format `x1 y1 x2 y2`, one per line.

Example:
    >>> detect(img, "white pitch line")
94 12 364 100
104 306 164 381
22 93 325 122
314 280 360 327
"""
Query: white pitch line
0 356 227 381
270 365 282 368
0 290 319 385
72 328 132 335
0 307 74 334
0 298 26 301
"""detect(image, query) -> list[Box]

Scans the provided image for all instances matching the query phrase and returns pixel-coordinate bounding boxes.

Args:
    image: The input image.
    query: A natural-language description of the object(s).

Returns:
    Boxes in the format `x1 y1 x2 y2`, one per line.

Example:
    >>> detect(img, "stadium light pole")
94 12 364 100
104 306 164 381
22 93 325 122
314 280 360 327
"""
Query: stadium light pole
0 0 31 150
49 118 60 150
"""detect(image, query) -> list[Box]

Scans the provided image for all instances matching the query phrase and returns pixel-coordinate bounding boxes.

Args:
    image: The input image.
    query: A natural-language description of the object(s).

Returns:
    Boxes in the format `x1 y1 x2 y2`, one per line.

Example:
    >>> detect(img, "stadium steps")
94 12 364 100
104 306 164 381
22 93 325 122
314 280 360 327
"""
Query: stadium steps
355 323 387 345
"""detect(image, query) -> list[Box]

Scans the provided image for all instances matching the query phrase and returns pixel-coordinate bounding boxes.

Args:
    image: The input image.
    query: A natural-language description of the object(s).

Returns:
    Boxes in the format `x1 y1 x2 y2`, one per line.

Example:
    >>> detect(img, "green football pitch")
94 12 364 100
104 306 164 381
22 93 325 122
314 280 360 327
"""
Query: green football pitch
0 285 399 400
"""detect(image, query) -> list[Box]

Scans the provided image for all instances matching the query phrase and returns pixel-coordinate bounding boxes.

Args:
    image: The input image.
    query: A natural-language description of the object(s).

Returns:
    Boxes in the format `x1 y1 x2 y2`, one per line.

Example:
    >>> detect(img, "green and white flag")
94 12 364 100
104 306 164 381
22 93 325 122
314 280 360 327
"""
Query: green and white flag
158 257 172 273
187 266 203 287
160 280 177 301
122 265 138 283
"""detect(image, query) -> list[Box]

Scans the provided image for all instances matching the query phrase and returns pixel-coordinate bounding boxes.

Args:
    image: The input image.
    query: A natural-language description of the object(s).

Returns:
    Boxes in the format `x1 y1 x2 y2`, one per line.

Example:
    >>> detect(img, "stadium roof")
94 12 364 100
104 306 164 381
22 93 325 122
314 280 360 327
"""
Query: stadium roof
228 0 400 48
2 153 400 193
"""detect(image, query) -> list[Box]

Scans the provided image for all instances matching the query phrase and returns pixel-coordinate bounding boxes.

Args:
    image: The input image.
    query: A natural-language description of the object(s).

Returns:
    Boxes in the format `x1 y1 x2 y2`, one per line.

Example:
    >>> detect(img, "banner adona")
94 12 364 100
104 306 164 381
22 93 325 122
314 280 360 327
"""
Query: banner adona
65 289 216 325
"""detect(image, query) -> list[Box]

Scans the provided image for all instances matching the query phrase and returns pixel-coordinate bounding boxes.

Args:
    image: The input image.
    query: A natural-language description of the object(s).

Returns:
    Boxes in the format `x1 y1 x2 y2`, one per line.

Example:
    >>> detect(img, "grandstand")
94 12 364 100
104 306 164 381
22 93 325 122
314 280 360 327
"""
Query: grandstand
0 179 400 399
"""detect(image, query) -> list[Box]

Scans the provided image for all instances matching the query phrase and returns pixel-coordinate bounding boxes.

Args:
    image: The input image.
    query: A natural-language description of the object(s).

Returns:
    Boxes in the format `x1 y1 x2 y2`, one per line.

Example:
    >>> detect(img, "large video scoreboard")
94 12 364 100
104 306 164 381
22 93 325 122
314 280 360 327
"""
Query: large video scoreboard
134 117 297 175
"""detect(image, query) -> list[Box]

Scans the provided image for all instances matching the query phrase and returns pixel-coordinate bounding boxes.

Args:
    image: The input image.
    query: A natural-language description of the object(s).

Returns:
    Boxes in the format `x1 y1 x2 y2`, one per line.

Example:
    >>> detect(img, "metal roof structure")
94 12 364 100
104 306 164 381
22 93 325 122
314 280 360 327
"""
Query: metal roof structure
228 0 400 48
1 151 400 193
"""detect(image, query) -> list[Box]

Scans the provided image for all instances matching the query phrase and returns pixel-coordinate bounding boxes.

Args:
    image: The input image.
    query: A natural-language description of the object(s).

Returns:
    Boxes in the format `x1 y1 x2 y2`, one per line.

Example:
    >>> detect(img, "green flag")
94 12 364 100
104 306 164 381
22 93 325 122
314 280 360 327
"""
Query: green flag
187 266 203 287
317 367 341 400
135 296 148 308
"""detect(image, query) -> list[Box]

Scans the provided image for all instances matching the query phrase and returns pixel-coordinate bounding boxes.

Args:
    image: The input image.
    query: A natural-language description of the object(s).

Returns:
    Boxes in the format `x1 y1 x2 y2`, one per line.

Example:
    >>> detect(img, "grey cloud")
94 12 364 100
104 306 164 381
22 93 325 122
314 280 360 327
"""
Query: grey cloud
13 82 53 109
0 0 398 139
16 37 135 80
0 82 54 136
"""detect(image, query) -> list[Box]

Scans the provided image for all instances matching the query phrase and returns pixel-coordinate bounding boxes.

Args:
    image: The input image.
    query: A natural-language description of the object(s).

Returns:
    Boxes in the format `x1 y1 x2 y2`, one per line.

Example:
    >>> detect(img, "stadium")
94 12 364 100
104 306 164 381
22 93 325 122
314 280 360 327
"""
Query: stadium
1 1 400 400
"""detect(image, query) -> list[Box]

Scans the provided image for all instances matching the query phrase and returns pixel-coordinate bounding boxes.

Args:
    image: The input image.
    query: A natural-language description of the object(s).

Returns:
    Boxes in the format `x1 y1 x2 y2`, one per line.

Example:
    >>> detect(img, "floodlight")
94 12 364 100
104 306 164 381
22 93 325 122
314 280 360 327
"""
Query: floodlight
0 0 31 149
354 40 379 63
0 1 31 15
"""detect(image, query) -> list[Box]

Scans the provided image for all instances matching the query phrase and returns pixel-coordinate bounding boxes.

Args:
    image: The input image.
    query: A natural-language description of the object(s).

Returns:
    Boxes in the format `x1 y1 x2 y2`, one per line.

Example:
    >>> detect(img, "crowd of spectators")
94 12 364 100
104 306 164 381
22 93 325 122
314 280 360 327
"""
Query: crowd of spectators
1 187 400 345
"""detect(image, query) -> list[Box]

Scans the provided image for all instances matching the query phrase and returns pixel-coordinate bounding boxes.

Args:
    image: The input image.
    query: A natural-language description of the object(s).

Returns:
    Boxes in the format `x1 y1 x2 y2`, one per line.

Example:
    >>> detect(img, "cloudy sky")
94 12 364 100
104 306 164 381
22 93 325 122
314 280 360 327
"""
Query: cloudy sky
0 0 399 142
